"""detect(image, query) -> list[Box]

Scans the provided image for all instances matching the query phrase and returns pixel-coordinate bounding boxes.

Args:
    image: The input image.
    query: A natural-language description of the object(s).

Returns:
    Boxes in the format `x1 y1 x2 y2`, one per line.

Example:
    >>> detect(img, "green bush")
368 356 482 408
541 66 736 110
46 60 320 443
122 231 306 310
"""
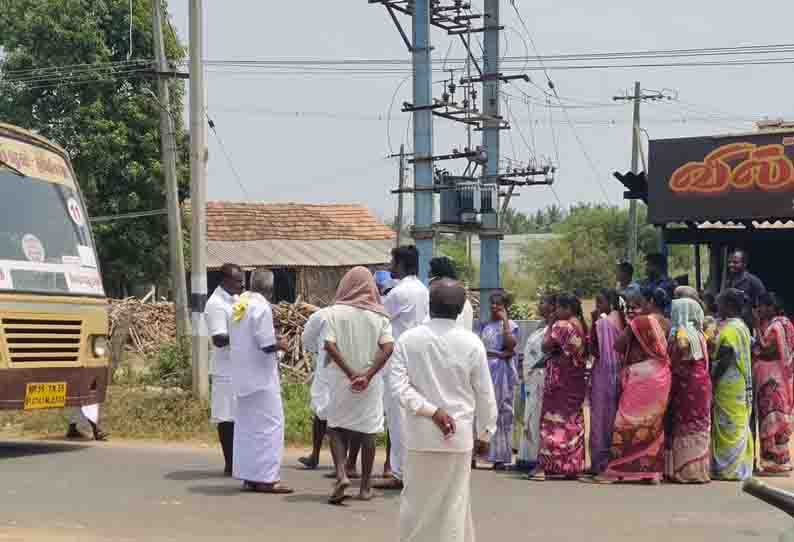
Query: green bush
145 340 192 390
508 301 535 320
281 381 313 444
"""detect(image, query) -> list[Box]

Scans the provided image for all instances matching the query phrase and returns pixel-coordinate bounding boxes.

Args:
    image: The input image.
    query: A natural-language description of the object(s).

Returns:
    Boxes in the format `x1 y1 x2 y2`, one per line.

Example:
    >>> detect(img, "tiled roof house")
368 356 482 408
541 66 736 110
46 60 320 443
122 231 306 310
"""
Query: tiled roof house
196 201 396 304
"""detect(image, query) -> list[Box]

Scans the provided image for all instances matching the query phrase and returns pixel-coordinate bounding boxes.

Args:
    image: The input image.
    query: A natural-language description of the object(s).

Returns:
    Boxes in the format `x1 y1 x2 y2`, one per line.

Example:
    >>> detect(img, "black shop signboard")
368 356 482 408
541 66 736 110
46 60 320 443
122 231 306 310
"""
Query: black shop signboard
648 131 794 224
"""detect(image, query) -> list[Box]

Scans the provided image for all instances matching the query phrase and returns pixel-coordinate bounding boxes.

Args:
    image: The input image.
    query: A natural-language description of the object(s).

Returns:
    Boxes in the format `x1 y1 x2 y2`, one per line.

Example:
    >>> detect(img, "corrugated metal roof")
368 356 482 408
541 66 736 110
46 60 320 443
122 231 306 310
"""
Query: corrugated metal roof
207 239 394 269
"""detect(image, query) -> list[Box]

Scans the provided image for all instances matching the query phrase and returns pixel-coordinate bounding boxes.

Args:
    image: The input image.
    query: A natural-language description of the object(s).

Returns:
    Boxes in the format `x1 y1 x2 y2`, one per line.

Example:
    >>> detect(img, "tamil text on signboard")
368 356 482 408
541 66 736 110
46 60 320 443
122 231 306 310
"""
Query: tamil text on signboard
648 131 794 224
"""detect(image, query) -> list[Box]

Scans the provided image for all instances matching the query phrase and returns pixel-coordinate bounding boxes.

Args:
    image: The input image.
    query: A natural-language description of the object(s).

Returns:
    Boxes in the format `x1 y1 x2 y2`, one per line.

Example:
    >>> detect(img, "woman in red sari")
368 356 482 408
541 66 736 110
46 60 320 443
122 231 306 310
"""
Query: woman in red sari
592 292 672 484
529 293 588 481
752 292 794 476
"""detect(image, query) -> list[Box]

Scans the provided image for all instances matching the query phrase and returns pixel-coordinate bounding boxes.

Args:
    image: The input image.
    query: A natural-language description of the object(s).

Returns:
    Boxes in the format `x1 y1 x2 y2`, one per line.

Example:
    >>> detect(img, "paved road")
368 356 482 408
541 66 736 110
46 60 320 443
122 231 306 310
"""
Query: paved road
0 438 791 541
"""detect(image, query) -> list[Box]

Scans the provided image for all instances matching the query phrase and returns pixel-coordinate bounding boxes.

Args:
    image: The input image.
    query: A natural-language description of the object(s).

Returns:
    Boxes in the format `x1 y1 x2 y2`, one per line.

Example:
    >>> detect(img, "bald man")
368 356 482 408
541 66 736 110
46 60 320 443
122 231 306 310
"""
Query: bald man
391 279 498 542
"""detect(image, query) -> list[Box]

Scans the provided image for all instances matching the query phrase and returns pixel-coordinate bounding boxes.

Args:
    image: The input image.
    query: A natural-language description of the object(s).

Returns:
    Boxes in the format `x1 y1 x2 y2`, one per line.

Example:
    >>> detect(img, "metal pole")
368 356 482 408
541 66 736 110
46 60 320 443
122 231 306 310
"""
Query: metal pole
479 0 501 323
695 243 702 291
628 81 641 267
189 0 209 400
412 0 434 283
396 144 406 248
152 0 190 341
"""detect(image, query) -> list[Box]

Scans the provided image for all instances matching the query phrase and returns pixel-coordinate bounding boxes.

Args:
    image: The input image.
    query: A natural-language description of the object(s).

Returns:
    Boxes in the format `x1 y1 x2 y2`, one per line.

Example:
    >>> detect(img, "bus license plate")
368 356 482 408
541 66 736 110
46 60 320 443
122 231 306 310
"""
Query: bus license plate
24 382 67 410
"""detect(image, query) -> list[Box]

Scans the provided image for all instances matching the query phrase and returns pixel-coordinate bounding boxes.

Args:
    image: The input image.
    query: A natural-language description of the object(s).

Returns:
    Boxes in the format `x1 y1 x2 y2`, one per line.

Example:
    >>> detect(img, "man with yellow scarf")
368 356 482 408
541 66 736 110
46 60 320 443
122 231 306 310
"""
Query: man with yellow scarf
229 270 293 494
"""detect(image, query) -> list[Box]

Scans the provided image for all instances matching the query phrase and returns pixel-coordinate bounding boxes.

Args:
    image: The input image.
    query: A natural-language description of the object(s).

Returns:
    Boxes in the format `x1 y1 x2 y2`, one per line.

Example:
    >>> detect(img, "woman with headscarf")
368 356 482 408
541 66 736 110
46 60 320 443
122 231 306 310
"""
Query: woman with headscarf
675 285 702 305
711 288 755 481
479 291 519 470
529 293 588 481
591 292 672 484
588 289 625 475
752 292 794 476
666 297 712 483
517 293 556 472
323 267 395 503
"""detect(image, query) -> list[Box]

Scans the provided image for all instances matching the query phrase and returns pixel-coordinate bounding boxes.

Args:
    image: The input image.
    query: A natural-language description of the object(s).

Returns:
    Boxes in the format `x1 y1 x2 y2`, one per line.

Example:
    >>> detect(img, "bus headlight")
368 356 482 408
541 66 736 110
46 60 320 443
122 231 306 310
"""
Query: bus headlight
91 336 109 357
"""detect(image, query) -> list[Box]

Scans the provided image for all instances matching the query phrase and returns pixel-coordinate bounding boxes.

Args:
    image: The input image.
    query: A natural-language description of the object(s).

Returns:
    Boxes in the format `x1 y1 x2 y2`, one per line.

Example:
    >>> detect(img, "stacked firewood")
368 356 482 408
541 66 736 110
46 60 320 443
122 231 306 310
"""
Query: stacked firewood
109 298 177 357
272 301 319 382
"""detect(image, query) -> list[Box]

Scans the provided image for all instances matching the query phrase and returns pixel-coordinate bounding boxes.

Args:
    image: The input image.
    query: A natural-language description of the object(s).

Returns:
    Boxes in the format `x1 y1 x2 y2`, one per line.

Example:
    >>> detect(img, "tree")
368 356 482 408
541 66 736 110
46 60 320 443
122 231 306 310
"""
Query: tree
520 204 658 297
0 0 188 297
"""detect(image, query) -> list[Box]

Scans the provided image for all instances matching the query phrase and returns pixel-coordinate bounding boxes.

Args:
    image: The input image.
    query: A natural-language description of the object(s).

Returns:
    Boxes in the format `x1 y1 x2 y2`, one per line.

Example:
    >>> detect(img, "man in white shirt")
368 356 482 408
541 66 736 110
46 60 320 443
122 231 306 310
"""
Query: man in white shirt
391 278 498 542
229 270 292 494
204 263 244 476
377 246 429 490
298 307 361 476
429 256 474 331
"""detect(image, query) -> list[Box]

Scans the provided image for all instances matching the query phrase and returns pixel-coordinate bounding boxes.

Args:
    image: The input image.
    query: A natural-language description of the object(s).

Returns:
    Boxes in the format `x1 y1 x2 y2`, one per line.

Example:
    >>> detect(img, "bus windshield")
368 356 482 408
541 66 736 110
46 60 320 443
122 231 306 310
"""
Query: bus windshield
0 135 103 296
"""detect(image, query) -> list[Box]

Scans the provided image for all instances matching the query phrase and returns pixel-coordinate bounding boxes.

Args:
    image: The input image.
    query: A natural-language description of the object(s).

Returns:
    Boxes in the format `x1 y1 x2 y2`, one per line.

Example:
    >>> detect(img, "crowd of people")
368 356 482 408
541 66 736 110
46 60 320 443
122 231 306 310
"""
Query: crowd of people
200 245 794 541
510 249 793 485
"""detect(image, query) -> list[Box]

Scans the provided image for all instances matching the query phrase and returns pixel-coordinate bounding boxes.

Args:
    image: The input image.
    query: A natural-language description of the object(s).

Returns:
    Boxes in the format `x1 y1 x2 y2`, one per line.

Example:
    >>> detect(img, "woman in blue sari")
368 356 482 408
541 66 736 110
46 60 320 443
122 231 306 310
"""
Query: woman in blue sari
480 291 519 470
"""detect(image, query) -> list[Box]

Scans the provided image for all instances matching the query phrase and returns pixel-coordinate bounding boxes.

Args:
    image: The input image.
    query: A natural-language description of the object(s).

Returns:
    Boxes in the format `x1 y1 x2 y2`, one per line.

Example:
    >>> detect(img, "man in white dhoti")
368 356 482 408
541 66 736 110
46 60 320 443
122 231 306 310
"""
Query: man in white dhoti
229 270 293 494
429 256 474 331
391 279 498 542
66 403 107 441
323 267 394 504
205 262 244 475
377 246 429 490
298 307 361 476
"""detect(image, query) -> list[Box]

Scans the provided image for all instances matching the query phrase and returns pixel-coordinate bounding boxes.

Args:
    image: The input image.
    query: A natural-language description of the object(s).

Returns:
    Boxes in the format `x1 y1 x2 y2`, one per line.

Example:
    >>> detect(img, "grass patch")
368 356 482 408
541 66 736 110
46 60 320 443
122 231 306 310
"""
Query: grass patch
0 381 316 445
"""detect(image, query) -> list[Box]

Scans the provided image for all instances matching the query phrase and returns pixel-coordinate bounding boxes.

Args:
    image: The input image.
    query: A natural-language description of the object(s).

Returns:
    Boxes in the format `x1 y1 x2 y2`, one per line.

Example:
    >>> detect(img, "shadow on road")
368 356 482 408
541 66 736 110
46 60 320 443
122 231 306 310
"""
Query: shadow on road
0 440 87 460
165 470 228 482
188 484 244 497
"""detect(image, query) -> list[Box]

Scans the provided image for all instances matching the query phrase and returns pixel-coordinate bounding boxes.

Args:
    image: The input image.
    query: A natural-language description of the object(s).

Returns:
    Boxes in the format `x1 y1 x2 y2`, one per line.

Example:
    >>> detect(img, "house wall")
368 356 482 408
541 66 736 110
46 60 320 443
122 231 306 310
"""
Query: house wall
297 265 387 306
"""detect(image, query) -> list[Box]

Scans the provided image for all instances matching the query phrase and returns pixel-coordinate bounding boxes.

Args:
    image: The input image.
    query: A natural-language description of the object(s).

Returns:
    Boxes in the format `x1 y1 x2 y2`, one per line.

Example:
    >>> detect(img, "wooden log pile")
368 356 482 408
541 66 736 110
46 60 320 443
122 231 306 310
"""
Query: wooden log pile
109 298 177 357
272 301 319 382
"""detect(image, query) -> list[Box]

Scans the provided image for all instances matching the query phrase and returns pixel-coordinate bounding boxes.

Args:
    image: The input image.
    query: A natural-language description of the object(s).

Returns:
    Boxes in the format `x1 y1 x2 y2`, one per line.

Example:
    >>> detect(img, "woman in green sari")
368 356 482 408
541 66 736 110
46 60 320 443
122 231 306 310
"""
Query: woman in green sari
711 289 755 481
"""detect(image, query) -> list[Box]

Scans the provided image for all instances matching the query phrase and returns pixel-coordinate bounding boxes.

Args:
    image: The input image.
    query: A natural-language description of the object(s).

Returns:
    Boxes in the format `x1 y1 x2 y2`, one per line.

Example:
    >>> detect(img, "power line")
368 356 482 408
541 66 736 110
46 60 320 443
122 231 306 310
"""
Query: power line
509 1 614 205
206 112 252 200
90 209 167 223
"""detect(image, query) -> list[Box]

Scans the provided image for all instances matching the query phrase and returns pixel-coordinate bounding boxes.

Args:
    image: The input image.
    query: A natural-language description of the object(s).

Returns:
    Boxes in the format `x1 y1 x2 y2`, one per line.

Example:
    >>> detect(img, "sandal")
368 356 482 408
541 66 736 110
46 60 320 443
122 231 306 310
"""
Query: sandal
298 456 319 470
66 425 84 440
329 479 351 505
372 477 404 490
243 481 294 494
527 470 546 482
758 470 792 478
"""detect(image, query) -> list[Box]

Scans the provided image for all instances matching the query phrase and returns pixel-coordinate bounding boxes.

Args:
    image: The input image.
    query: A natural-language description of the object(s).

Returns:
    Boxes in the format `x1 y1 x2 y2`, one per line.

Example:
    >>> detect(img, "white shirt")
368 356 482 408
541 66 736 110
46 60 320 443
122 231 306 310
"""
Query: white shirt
302 307 330 356
304 308 331 413
324 304 394 434
384 276 430 340
229 293 279 397
457 299 474 331
205 286 236 378
390 318 498 453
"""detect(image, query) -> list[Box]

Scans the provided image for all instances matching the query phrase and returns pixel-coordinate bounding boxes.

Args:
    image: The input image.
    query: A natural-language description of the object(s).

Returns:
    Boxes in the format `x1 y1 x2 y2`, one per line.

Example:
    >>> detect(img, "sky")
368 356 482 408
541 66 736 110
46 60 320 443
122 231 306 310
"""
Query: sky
167 1 794 222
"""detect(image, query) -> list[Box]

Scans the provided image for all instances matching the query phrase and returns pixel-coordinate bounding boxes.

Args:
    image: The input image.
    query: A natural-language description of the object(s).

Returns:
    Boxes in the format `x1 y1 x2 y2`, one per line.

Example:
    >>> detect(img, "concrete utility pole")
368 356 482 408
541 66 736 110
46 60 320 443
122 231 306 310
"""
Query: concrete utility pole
412 0 434 282
189 0 209 400
629 81 641 267
152 0 190 341
479 0 501 323
395 144 406 248
614 83 672 267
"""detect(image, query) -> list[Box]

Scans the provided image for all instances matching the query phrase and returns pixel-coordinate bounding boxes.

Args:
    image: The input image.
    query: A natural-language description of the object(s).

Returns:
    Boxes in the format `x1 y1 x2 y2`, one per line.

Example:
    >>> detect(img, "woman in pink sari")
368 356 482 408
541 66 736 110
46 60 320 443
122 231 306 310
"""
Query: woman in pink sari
529 293 588 481
592 292 672 484
752 292 794 476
